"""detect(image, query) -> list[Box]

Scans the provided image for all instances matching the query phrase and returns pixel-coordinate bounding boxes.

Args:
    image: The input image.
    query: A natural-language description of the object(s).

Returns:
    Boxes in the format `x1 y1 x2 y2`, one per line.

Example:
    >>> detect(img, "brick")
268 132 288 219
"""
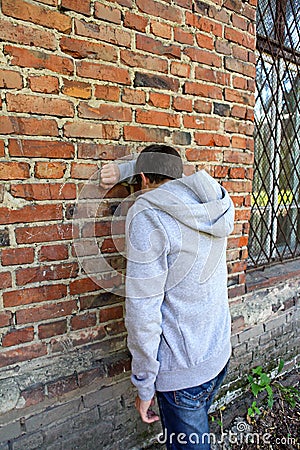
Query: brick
101 237 125 253
123 126 171 142
225 57 256 78
28 75 59 94
38 319 67 339
231 105 247 119
70 313 97 330
76 61 130 84
11 183 76 201
15 223 74 244
4 45 73 75
3 284 67 307
225 26 255 50
20 384 45 408
2 0 72 33
78 103 132 122
186 148 221 162
224 88 255 106
183 116 220 130
230 167 246 179
2 326 34 347
0 271 12 289
184 47 221 67
172 131 191 146
149 93 170 109
71 163 98 179
60 36 117 62
0 343 47 368
35 162 66 179
99 305 123 322
184 82 222 99
95 2 121 24
47 374 78 398
64 121 120 139
195 32 214 50
122 88 146 105
78 143 129 160
136 0 182 23
195 67 230 85
39 244 68 262
215 39 232 55
69 277 101 295
121 50 168 73
61 0 91 15
0 18 56 50
194 133 230 147
213 102 231 116
124 11 148 32
232 45 248 62
0 204 62 225
75 18 131 48
232 136 247 149
170 61 191 78
0 229 10 247
136 110 180 127
16 262 78 286
174 27 194 45
173 97 193 112
62 79 92 99
0 69 23 89
1 247 35 266
194 100 212 114
16 300 77 324
209 5 230 23
0 310 13 328
9 139 74 159
185 12 222 36
6 94 74 117
0 162 30 180
94 85 120 101
136 34 181 59
0 140 5 157
0 116 59 136
150 21 172 39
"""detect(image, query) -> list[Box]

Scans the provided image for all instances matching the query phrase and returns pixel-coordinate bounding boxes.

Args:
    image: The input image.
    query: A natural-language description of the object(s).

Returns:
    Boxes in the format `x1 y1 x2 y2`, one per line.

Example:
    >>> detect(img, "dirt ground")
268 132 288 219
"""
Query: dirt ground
144 368 299 450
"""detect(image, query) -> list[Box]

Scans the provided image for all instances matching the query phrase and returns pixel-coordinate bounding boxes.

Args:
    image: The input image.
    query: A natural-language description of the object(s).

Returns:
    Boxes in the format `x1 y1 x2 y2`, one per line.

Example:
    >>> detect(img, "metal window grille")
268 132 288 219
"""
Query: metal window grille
248 0 300 267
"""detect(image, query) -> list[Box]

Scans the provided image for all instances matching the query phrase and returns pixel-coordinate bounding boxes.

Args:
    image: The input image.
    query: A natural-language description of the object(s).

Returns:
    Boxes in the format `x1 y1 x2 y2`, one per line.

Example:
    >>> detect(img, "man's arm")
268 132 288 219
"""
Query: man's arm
100 159 136 188
125 202 169 422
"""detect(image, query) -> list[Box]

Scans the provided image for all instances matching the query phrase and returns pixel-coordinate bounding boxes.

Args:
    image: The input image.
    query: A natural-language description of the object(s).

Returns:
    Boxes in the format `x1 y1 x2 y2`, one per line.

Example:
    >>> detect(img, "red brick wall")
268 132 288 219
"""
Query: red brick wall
0 0 265 446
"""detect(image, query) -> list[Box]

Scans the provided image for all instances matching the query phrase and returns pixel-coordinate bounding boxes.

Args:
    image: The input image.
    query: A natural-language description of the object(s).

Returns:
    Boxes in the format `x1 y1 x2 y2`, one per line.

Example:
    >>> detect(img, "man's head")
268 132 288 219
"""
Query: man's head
136 145 183 188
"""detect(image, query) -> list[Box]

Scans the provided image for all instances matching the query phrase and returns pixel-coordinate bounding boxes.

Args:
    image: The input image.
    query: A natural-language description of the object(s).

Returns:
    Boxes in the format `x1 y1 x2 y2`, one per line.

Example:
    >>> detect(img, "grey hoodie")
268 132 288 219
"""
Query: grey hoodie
123 166 235 401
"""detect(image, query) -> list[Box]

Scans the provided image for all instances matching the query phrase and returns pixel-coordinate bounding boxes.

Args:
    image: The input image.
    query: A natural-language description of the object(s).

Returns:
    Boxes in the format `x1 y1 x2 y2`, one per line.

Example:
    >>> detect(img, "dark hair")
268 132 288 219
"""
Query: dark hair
136 144 183 184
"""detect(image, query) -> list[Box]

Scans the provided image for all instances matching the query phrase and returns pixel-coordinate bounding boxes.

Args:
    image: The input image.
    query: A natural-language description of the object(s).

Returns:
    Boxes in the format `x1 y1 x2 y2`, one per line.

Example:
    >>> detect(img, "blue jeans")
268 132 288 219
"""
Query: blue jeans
156 361 229 450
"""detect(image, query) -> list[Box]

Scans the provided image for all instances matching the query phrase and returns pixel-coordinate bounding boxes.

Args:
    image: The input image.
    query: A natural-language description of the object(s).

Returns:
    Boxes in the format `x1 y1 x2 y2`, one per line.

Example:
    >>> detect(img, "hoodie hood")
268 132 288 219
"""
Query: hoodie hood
137 170 235 238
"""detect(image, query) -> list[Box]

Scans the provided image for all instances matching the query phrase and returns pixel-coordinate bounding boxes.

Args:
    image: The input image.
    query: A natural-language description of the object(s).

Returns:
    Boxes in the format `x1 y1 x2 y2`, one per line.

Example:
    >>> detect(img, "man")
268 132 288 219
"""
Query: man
100 145 234 449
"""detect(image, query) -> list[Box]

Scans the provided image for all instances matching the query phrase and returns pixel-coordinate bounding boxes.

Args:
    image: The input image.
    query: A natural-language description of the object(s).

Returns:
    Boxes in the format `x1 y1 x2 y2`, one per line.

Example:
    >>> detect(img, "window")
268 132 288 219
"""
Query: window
248 0 300 267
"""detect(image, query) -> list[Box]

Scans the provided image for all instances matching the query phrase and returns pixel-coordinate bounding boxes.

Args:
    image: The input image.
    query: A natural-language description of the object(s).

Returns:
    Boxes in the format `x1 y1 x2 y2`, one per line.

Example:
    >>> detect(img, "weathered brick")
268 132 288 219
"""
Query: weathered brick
0 18 56 50
0 229 10 247
134 72 178 91
75 18 131 48
4 45 73 75
183 116 220 130
6 93 74 117
15 223 75 244
0 343 47 368
0 204 62 225
136 34 181 59
4 283 67 307
0 69 23 89
16 262 78 286
122 88 146 105
136 110 180 127
78 143 129 160
170 61 191 78
1 247 34 266
150 20 172 39
2 326 34 347
64 121 120 139
149 93 170 109
38 319 67 339
124 11 148 32
0 310 13 328
174 27 194 45
0 116 59 136
28 75 59 94
61 0 91 15
184 82 223 99
11 183 76 201
0 162 30 180
76 61 130 84
62 79 92 99
194 133 230 147
60 36 117 62
121 50 168 73
71 162 98 179
94 2 121 24
35 162 66 179
9 139 74 159
78 103 132 122
16 300 77 324
136 0 182 23
124 126 171 142
2 0 72 33
0 271 12 289
70 312 97 330
173 96 193 112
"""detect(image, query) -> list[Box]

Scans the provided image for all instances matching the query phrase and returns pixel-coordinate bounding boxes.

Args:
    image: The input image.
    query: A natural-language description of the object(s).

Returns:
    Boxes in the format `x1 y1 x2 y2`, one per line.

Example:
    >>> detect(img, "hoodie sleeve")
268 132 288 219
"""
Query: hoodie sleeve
118 159 136 184
125 201 169 401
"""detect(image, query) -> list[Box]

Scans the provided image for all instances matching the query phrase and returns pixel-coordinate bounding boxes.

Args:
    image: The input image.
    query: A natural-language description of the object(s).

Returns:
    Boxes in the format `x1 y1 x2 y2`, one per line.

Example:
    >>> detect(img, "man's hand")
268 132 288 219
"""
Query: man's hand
135 395 160 424
100 163 120 188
